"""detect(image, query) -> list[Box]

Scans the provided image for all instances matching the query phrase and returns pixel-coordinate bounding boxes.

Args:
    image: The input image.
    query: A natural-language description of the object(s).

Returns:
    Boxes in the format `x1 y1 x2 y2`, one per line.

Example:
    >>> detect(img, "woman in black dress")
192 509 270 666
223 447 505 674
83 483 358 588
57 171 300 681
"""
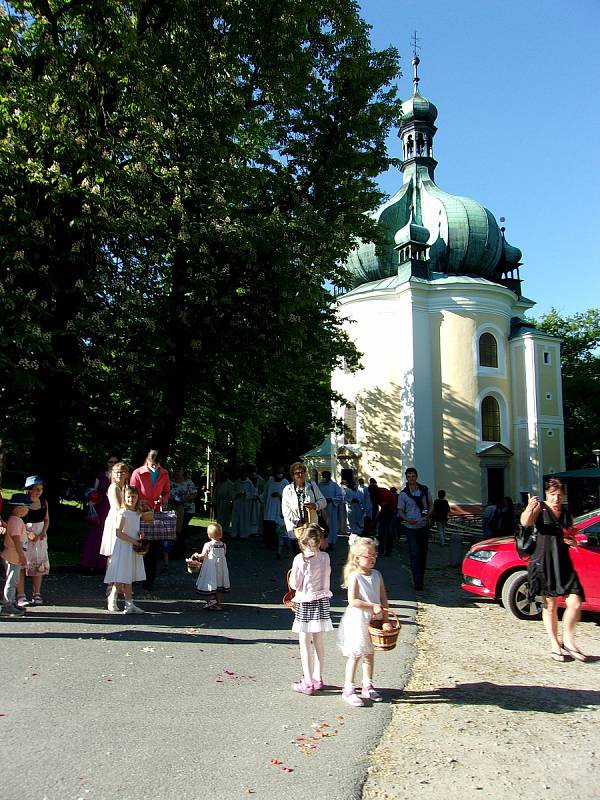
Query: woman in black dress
520 478 588 662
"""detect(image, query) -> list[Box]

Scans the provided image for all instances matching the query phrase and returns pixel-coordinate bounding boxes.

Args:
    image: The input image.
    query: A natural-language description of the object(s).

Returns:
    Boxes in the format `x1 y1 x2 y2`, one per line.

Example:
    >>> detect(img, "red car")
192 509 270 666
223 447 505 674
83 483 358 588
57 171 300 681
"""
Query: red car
461 508 600 619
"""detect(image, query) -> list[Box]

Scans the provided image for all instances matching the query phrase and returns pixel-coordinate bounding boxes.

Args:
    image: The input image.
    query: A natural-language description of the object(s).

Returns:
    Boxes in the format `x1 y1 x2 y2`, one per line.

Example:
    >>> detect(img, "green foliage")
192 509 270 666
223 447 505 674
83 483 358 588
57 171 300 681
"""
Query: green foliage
0 0 402 485
535 309 600 468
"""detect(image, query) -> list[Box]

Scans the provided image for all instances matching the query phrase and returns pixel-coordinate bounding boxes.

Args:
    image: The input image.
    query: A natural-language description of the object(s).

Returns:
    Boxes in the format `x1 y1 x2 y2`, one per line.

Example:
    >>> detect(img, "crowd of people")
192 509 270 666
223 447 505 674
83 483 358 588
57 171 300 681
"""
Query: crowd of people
1 459 590 679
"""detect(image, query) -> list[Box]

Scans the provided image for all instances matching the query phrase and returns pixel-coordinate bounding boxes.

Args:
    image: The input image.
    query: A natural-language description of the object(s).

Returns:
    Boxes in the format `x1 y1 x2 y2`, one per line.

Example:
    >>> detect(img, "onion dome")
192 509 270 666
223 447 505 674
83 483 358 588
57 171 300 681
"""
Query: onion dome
344 57 522 289
401 55 438 126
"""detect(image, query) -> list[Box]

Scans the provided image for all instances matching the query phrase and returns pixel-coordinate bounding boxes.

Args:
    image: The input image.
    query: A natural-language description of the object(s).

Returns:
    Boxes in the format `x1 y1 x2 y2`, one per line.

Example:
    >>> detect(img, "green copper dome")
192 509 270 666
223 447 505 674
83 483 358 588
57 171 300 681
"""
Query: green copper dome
401 89 438 126
345 63 522 289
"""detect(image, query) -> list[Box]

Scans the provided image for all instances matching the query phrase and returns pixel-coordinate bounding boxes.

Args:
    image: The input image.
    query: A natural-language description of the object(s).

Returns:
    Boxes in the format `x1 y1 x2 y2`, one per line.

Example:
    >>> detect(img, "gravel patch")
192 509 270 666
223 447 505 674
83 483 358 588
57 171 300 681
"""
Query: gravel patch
363 553 600 800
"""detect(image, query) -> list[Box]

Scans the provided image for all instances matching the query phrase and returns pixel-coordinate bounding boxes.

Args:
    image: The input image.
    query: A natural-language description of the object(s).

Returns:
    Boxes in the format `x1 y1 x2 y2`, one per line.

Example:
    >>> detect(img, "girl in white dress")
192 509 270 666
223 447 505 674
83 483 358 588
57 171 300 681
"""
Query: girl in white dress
191 523 230 610
104 486 146 614
100 461 128 612
289 524 333 695
337 535 393 707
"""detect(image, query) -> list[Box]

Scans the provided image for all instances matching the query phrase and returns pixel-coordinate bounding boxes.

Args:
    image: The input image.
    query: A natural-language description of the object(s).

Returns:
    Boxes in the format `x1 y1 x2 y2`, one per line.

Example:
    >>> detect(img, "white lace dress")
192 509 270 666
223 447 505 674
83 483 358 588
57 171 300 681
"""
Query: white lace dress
196 541 230 594
337 570 383 657
100 484 121 557
104 510 146 584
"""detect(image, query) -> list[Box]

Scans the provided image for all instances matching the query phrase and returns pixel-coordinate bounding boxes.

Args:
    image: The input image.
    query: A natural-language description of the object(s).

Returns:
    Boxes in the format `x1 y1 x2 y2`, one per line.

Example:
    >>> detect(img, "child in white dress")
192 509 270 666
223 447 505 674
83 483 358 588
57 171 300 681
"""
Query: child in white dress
337 535 393 706
289 524 333 695
100 461 128 612
104 486 146 614
190 523 230 610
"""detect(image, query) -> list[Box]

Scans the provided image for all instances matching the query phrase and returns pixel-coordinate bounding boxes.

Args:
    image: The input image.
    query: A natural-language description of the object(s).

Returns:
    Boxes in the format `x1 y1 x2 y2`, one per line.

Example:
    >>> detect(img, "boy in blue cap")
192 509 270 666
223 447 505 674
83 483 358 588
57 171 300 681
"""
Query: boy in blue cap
1 493 31 616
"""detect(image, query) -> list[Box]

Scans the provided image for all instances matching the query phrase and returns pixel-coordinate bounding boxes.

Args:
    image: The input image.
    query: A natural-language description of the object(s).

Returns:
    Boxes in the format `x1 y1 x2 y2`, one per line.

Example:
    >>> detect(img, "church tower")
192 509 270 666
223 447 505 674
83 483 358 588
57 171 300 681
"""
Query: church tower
331 55 564 507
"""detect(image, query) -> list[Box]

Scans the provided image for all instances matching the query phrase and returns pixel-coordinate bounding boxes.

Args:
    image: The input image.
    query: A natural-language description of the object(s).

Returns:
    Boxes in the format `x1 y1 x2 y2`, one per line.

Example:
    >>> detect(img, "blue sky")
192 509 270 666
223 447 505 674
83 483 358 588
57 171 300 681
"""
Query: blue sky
359 0 599 318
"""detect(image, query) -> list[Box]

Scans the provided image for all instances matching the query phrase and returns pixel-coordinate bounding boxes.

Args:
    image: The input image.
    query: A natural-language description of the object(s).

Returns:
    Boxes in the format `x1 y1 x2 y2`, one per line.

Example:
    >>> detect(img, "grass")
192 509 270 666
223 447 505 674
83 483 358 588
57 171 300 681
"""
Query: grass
1 485 211 567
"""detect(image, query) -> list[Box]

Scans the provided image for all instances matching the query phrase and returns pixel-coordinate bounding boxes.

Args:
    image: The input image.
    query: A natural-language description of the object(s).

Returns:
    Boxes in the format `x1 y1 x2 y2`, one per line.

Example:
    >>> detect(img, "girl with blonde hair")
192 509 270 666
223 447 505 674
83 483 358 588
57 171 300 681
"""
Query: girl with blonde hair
337 535 393 706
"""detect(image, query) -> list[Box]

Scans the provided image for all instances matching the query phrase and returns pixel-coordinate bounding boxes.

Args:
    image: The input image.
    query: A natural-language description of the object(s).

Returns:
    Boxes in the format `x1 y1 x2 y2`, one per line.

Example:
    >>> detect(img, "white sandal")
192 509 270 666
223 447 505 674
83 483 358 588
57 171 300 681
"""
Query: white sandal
342 688 364 707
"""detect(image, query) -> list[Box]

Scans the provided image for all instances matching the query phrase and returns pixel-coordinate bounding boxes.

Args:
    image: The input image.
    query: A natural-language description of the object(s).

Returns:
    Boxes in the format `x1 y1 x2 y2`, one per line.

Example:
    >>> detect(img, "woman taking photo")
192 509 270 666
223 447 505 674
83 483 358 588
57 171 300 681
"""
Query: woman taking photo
520 478 588 662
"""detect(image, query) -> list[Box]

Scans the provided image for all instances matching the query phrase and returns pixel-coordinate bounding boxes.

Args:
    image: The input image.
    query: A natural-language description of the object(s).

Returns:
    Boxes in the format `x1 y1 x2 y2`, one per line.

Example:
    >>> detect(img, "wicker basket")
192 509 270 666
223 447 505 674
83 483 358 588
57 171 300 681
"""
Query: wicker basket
283 569 297 612
368 610 401 652
133 538 149 556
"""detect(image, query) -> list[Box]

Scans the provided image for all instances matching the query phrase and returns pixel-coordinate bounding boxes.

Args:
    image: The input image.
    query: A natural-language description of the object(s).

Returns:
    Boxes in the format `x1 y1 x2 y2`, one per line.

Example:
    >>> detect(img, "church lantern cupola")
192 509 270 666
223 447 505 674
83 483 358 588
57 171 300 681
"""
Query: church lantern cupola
399 51 438 180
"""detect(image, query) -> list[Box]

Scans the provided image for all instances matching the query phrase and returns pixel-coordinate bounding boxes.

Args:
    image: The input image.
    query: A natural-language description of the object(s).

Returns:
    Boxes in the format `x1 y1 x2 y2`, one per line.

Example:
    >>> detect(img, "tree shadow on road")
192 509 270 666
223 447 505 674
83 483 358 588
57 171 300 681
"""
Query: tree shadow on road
0 618 297 646
393 680 600 713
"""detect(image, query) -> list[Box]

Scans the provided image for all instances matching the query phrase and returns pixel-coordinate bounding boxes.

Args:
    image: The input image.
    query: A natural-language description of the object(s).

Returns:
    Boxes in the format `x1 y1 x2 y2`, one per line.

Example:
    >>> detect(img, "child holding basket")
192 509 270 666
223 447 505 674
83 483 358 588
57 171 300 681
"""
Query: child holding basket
337 535 393 706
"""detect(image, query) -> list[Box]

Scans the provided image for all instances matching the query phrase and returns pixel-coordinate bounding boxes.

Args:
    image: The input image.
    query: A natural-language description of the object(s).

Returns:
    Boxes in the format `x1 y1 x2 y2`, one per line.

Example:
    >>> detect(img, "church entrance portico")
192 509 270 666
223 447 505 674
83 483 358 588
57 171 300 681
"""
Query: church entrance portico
478 443 513 504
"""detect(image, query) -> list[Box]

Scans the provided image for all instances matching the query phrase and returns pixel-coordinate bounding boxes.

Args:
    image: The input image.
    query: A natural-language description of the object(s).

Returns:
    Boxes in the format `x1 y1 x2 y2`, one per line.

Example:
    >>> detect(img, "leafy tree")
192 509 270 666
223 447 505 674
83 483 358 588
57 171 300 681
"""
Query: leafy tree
0 0 401 496
535 309 600 468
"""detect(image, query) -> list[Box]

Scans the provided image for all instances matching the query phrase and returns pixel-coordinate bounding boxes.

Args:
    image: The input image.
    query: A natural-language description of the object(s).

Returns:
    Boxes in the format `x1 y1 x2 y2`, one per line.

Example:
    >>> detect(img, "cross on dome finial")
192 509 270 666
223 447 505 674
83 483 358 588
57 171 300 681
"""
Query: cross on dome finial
411 30 421 95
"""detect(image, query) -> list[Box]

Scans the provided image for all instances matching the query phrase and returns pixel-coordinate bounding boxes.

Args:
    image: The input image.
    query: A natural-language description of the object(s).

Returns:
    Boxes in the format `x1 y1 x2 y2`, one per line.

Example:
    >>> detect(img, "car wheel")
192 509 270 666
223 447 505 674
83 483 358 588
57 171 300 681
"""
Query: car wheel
501 571 543 620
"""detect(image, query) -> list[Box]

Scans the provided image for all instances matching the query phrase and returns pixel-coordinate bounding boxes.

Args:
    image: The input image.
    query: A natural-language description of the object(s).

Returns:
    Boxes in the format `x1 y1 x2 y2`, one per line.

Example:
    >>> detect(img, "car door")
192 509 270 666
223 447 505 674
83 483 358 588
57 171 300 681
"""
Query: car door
570 520 600 607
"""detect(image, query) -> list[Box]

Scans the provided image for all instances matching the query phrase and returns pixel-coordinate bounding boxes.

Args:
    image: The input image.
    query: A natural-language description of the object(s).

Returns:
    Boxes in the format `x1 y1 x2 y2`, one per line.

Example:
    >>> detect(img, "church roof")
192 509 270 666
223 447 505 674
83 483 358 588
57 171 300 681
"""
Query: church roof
345 58 522 290
340 270 521 299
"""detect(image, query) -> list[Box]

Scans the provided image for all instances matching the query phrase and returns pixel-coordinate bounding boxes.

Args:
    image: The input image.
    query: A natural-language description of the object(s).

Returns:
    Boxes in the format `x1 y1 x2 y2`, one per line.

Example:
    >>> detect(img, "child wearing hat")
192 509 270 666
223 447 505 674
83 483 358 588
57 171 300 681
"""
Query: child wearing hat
16 476 50 607
1 493 31 616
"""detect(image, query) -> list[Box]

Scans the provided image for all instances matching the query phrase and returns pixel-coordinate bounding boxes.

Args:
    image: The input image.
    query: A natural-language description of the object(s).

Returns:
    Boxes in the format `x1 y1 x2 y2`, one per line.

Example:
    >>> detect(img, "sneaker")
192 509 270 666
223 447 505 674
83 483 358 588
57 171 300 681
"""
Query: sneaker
16 594 29 608
342 689 364 707
292 679 315 695
4 604 26 617
312 678 324 691
32 593 44 606
123 603 144 614
361 684 383 702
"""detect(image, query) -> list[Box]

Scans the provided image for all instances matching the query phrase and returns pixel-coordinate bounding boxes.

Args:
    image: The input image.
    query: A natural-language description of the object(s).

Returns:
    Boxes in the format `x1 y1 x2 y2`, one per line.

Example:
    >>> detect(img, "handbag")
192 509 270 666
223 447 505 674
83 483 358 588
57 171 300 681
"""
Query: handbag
515 524 537 558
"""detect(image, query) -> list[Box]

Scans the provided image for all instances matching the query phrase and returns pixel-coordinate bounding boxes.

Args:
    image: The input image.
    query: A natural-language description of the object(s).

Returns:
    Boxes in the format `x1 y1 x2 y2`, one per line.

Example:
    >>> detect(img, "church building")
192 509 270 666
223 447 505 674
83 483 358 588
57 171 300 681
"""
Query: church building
319 55 565 509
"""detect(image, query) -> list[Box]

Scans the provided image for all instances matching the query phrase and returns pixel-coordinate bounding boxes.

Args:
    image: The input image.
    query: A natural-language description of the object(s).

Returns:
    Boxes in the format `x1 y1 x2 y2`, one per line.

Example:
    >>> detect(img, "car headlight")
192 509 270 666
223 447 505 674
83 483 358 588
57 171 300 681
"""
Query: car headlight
466 550 497 562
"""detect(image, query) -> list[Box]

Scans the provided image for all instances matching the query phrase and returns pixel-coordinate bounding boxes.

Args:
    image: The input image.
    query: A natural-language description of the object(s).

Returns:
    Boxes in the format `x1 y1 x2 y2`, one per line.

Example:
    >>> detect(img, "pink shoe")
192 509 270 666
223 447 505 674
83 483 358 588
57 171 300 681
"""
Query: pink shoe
16 594 29 608
361 684 382 701
292 679 315 695
312 678 324 691
342 688 364 707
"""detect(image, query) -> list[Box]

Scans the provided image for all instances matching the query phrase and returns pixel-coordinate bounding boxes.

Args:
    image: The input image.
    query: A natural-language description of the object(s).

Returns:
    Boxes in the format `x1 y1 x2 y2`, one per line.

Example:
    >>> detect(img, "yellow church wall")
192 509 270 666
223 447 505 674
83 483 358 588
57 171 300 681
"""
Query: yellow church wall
540 429 563 475
515 426 530 494
436 310 481 503
537 343 561 418
510 343 527 420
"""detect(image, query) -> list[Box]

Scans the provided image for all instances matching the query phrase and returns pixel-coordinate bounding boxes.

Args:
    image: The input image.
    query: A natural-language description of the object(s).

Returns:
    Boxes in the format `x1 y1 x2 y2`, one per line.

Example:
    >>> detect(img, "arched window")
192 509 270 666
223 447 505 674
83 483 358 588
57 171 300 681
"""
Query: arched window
343 404 357 444
479 332 498 368
481 396 501 442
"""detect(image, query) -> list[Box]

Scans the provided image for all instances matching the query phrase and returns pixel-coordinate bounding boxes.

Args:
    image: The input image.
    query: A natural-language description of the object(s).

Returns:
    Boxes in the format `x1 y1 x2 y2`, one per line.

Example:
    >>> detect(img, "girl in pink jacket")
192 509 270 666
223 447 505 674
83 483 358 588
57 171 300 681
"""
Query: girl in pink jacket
289 524 333 695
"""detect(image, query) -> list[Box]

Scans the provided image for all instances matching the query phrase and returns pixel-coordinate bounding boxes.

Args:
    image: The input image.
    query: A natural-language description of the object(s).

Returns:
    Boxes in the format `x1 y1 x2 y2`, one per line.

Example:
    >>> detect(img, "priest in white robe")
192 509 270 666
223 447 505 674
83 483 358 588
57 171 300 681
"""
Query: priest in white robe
231 471 259 539
318 470 344 549
261 467 288 549
213 473 235 534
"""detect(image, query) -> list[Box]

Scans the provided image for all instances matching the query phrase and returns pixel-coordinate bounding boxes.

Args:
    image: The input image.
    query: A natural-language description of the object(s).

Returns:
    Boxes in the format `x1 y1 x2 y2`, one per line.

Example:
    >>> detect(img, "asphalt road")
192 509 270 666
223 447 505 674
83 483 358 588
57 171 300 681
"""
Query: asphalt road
1 534 417 800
